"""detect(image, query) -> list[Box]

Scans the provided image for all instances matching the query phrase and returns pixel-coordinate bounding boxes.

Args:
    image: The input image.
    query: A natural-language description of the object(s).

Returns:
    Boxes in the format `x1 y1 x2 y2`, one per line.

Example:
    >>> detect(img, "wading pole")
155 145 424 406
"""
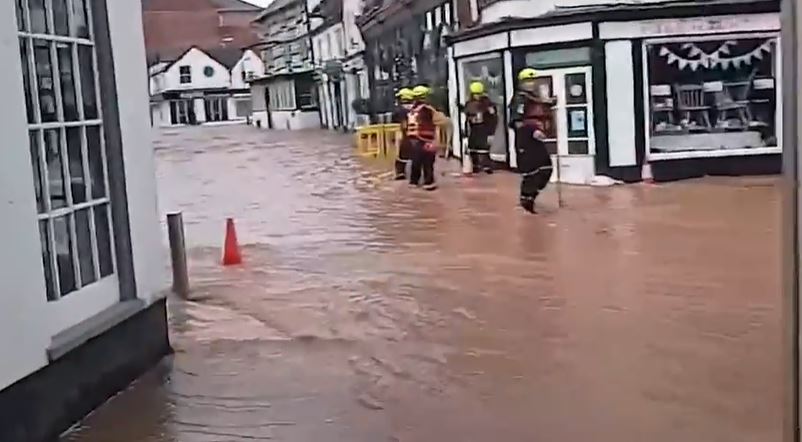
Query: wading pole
555 153 564 208
167 212 190 298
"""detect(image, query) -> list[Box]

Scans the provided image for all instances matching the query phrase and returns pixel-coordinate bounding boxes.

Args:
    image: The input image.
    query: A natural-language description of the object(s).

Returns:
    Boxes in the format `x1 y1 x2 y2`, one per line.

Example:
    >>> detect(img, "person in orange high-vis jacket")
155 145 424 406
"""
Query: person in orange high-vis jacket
407 85 439 190
392 88 415 180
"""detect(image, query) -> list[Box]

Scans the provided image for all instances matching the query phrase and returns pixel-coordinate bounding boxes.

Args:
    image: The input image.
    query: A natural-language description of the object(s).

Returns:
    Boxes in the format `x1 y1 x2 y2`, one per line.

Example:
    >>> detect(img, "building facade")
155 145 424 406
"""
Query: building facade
312 0 369 131
149 47 264 126
447 0 781 183
2 1 169 441
250 0 322 130
357 0 457 121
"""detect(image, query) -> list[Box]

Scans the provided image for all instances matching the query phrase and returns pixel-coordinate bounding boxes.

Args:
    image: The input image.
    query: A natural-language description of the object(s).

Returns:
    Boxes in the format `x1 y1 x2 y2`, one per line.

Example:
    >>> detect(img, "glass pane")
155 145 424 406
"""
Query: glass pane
94 205 113 277
544 141 557 155
53 215 76 296
566 107 588 138
58 43 79 121
39 220 57 301
44 129 67 209
565 73 587 105
15 0 25 31
19 38 34 123
34 40 57 122
568 140 589 155
78 45 97 119
75 209 96 286
66 127 86 203
71 0 90 38
86 125 106 199
29 131 45 213
52 0 69 36
29 0 48 34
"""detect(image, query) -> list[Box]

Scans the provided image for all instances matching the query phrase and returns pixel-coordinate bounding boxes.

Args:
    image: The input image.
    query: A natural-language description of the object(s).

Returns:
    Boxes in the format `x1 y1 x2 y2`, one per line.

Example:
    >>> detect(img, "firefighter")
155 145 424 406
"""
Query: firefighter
463 81 498 174
407 85 439 190
392 88 415 180
508 68 555 213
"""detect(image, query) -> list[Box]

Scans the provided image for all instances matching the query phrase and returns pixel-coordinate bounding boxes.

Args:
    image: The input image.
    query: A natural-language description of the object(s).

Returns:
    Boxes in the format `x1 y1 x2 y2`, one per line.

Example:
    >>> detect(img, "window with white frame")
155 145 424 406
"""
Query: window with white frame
204 96 229 122
15 0 116 301
645 35 778 156
179 65 191 84
169 99 193 125
268 80 296 110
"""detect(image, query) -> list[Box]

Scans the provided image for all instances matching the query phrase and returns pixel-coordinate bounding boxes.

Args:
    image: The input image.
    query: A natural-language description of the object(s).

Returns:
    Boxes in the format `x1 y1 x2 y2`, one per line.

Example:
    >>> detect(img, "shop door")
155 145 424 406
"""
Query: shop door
532 67 596 184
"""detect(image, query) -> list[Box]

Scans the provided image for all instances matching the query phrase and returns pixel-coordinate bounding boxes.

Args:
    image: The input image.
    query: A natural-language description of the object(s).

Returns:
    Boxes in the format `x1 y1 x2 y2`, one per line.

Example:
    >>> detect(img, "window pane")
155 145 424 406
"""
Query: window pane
44 129 67 209
58 43 79 121
565 73 587 105
75 209 96 286
66 127 86 203
71 0 90 38
53 215 76 296
29 131 45 213
29 0 48 34
78 45 97 119
52 0 69 36
34 40 57 122
19 39 35 123
94 205 113 277
86 125 106 199
566 107 588 138
568 140 589 155
39 220 57 301
16 0 25 31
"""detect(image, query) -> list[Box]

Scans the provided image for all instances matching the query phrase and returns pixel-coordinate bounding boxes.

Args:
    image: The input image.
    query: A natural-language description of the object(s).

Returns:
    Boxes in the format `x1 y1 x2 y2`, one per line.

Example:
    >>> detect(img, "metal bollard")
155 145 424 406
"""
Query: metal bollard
167 212 190 298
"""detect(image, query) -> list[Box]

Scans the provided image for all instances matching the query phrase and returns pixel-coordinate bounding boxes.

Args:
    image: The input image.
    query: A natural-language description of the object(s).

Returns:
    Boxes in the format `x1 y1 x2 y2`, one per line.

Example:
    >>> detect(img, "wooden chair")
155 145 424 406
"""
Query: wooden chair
716 69 757 129
674 84 711 131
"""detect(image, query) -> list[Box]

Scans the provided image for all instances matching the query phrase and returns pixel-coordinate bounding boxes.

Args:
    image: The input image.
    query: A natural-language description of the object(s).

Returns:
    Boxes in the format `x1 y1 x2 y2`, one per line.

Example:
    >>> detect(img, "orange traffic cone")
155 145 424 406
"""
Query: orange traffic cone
222 218 242 266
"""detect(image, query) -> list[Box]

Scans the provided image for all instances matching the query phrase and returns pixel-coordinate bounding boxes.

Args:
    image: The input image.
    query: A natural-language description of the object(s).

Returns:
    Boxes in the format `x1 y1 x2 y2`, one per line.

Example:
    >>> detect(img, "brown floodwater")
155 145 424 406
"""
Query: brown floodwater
62 125 782 442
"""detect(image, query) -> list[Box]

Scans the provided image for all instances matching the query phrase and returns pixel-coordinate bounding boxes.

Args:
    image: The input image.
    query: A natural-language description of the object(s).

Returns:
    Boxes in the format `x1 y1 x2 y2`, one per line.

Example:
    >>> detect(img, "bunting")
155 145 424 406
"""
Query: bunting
658 39 772 71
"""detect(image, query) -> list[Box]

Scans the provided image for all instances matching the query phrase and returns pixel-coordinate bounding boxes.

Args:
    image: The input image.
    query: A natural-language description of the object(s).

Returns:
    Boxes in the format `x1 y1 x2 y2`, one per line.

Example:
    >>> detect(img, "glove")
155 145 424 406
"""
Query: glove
533 130 546 141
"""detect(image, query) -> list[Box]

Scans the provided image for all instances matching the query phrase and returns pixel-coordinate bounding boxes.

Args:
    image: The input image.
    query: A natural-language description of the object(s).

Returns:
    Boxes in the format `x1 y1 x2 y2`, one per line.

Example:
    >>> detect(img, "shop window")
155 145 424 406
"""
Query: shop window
460 55 506 160
17 0 117 300
645 37 778 155
179 65 191 84
236 99 252 117
169 100 194 125
204 97 229 122
296 75 318 110
268 80 296 110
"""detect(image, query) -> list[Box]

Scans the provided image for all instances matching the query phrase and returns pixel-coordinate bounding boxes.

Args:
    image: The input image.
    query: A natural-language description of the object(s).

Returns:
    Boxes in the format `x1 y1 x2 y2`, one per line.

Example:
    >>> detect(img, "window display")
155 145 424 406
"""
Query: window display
645 37 777 155
461 56 506 161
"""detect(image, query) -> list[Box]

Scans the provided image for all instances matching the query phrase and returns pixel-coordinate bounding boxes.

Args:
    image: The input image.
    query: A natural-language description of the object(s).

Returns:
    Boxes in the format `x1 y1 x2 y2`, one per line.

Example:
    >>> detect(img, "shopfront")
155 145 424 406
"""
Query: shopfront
447 0 780 184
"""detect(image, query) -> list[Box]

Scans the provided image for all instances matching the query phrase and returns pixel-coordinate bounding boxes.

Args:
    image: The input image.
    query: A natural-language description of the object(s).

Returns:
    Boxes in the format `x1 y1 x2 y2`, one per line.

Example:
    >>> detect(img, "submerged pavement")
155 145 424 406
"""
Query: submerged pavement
63 125 782 442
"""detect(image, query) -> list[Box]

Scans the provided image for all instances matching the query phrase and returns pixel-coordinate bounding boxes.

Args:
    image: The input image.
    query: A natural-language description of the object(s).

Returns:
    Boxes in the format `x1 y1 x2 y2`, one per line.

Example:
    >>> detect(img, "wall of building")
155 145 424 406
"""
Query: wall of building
156 48 232 92
231 50 265 90
478 0 668 24
251 109 320 130
0 0 165 391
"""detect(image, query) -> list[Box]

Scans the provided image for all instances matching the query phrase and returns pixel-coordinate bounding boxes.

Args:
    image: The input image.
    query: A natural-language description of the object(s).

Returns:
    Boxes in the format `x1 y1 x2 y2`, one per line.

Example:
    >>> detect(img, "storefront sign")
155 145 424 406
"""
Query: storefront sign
599 13 779 40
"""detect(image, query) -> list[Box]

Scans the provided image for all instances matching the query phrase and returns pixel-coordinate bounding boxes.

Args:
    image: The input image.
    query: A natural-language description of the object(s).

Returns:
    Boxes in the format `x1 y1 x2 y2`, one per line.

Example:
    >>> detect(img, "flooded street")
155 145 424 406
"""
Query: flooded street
64 125 782 441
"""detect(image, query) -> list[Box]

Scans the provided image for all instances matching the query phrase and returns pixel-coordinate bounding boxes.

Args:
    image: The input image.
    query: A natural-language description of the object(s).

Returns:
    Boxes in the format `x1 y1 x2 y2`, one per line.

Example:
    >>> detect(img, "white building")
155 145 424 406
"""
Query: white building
311 0 369 131
2 1 168 440
447 0 781 183
149 47 264 127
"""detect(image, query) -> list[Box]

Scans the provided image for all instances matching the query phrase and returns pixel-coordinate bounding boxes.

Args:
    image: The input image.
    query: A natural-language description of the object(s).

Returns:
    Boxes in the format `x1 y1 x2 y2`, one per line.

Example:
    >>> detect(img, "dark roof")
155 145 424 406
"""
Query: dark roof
447 0 779 43
209 0 262 9
254 0 300 21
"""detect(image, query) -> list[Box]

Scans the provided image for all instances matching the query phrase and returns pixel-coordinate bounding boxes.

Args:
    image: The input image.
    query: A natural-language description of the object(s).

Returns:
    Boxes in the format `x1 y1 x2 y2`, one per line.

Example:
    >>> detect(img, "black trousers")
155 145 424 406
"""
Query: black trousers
468 135 492 172
516 126 552 211
409 139 436 186
394 138 413 178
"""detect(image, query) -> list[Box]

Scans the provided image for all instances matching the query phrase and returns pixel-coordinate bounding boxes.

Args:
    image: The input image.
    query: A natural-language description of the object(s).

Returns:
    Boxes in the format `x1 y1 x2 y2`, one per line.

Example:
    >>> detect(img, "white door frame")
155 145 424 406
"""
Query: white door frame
535 66 596 183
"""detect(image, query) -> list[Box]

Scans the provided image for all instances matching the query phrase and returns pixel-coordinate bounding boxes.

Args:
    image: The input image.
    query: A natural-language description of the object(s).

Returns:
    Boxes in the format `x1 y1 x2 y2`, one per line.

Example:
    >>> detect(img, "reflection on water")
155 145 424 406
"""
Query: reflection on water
64 126 781 442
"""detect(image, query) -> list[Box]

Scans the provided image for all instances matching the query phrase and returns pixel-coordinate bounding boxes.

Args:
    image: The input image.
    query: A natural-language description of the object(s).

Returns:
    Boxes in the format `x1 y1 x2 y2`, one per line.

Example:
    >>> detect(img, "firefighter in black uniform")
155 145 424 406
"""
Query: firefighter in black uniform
509 68 555 213
463 81 498 174
407 85 438 190
392 88 415 180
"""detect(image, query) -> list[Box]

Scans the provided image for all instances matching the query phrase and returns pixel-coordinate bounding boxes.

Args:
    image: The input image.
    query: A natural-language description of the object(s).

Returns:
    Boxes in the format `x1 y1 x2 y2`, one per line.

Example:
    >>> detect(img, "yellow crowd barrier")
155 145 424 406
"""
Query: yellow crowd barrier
355 123 452 160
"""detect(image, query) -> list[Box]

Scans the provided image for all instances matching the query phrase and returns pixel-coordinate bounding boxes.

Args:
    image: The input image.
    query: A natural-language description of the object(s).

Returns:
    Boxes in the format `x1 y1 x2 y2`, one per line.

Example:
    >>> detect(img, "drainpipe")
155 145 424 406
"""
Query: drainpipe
303 0 324 127
781 0 800 441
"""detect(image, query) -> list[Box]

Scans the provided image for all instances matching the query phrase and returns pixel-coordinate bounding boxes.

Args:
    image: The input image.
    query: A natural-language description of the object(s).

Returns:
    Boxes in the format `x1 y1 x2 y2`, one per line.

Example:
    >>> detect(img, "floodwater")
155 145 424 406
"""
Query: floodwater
63 125 782 442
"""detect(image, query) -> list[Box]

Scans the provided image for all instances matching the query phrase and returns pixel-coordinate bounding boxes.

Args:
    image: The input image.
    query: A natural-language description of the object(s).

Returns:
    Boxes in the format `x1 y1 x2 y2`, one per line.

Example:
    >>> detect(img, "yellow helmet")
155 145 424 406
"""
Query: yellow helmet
518 68 538 81
469 81 485 95
396 88 414 101
412 85 431 98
